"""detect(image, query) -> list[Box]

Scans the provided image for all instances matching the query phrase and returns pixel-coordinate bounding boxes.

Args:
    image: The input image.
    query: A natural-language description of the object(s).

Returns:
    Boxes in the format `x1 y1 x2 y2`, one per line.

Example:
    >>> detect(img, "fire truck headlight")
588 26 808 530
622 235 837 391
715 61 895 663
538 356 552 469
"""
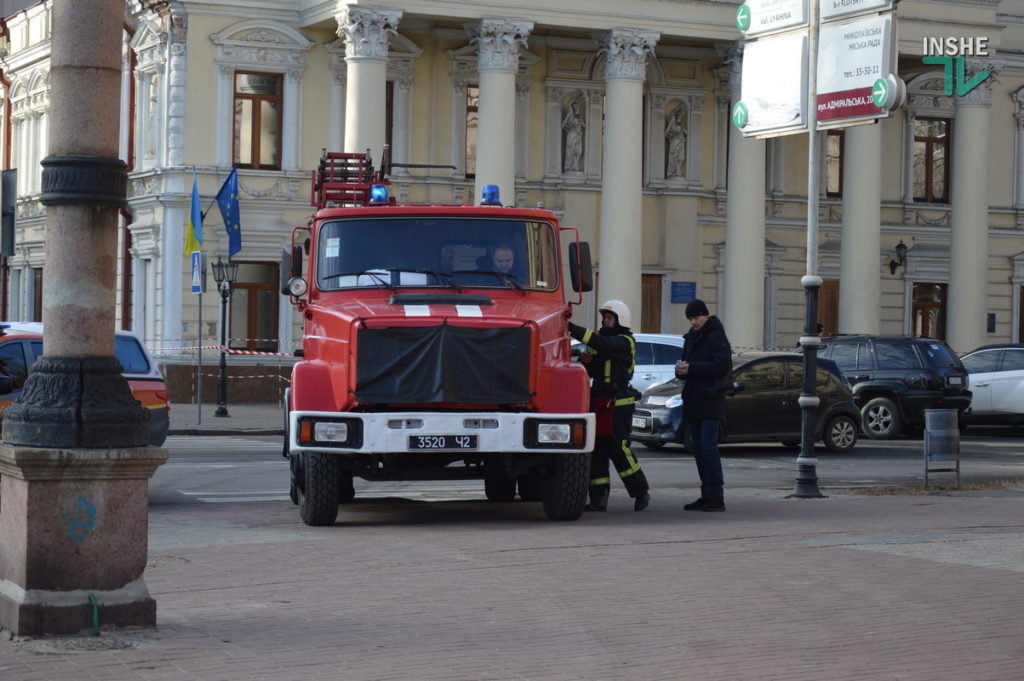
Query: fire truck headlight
537 423 571 444
314 421 349 442
287 277 307 297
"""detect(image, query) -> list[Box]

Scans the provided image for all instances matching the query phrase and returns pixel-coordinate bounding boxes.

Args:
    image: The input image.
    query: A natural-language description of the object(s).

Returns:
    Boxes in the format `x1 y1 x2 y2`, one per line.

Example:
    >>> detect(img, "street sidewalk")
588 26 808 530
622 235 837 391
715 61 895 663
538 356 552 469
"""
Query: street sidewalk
169 402 285 436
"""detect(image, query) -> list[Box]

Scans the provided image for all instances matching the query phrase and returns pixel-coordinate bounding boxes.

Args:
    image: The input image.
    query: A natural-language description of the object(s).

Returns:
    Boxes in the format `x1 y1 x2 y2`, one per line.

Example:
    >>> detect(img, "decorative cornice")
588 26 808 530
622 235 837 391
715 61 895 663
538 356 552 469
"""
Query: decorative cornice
336 6 403 60
595 28 659 81
954 59 1003 107
466 18 533 73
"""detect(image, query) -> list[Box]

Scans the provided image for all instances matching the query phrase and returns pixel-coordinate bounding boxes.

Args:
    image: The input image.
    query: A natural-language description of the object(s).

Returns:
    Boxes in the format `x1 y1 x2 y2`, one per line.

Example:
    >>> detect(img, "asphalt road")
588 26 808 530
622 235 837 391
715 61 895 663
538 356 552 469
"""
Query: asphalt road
150 428 1024 509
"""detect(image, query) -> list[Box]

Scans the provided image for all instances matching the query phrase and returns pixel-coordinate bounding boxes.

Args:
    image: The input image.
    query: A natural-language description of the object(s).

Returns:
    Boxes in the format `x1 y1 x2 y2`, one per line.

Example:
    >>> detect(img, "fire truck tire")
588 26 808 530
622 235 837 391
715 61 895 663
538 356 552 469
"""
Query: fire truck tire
540 452 589 520
516 473 542 501
485 476 517 502
339 470 355 503
299 453 341 526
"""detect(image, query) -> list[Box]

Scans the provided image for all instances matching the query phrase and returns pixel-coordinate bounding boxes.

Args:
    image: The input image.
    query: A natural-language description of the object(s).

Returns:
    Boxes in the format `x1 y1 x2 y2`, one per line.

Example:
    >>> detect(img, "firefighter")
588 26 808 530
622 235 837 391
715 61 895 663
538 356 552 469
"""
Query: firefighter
569 300 651 512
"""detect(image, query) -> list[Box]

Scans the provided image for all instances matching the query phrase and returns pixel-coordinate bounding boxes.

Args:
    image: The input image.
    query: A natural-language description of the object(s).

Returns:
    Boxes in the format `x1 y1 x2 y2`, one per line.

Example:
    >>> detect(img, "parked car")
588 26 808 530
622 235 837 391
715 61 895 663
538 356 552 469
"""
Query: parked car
960 344 1024 426
631 352 860 452
816 334 971 439
572 332 684 393
0 322 170 446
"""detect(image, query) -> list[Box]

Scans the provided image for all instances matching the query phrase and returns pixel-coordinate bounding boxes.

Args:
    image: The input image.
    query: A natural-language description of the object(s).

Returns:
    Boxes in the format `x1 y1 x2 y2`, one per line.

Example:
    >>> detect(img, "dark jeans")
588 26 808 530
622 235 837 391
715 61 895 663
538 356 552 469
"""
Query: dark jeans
689 418 724 499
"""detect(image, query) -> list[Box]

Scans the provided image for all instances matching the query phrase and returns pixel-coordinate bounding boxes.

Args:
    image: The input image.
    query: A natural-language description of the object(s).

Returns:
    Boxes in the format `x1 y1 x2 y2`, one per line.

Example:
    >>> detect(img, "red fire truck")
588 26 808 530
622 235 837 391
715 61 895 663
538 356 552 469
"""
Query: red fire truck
282 151 596 525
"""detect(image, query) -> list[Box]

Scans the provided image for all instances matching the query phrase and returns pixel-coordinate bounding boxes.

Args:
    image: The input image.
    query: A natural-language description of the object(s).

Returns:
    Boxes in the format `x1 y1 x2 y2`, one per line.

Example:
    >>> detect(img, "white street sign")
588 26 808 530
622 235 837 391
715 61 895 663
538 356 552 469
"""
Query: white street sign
816 13 896 127
739 0 809 37
820 0 894 22
737 30 808 137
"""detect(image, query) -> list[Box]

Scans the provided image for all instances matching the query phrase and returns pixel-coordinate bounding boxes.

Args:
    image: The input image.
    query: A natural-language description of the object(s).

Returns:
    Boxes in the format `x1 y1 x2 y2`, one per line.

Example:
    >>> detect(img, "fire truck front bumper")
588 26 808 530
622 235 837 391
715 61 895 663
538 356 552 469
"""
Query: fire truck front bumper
289 411 595 455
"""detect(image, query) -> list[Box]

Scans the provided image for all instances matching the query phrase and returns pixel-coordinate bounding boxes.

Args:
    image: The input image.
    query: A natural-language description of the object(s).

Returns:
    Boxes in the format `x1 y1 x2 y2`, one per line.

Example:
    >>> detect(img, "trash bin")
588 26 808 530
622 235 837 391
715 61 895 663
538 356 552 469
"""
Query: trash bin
923 408 960 486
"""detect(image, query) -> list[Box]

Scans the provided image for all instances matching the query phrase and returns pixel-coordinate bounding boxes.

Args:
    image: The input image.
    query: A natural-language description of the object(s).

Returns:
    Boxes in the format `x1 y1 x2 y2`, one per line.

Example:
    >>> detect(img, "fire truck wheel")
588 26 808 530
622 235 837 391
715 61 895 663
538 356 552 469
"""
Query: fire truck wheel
339 470 355 503
289 454 303 505
299 452 341 526
485 476 517 502
540 452 589 521
516 473 542 501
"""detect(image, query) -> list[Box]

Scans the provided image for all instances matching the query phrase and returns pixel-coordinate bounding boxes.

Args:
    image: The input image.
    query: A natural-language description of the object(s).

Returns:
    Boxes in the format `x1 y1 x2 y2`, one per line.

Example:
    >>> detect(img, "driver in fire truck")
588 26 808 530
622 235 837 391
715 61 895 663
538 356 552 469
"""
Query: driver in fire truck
569 300 651 512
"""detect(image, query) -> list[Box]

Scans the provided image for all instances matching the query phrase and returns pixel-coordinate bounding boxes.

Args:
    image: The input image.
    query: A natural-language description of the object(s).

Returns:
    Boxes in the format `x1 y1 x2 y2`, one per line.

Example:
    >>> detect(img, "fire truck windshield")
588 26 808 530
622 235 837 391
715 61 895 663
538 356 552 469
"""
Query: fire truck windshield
316 217 559 292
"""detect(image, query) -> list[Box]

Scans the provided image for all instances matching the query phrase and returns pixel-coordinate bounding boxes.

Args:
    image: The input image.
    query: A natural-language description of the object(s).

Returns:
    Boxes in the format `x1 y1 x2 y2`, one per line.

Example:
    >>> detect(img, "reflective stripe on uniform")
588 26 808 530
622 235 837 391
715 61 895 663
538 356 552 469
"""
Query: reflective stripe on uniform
618 440 641 478
581 328 594 345
590 476 611 486
615 396 635 407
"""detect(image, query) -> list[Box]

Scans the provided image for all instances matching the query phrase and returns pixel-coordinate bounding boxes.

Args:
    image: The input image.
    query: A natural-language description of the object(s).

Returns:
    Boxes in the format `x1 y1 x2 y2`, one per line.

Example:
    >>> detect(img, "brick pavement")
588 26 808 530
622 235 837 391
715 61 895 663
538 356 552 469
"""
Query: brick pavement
2 486 1023 680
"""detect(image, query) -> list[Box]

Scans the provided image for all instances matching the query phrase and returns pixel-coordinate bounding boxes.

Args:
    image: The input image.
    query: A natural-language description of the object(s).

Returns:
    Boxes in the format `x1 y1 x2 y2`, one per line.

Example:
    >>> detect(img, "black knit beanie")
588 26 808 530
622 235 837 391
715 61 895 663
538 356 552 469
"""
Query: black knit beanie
685 299 710 319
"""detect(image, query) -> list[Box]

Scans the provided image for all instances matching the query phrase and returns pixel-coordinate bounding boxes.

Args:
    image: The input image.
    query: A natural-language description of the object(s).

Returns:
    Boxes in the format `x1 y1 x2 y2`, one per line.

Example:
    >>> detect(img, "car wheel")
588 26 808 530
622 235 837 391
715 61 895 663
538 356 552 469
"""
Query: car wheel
823 414 858 452
861 397 902 440
641 440 666 450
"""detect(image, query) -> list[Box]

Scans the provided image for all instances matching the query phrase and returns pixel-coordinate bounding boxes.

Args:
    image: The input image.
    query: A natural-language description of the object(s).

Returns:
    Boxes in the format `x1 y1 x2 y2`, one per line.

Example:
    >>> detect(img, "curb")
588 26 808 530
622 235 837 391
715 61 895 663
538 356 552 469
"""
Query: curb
168 428 284 437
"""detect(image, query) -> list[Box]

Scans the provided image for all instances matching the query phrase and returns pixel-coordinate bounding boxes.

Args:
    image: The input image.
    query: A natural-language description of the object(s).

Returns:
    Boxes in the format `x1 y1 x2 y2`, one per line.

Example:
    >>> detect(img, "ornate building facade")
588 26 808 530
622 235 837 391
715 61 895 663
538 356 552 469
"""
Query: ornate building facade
0 1 1021 397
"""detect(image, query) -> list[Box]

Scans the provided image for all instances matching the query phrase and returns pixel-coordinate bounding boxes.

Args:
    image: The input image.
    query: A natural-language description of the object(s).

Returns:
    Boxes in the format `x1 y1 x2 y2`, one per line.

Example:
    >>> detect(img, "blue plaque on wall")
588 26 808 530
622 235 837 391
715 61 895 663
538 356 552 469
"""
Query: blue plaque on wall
671 281 696 303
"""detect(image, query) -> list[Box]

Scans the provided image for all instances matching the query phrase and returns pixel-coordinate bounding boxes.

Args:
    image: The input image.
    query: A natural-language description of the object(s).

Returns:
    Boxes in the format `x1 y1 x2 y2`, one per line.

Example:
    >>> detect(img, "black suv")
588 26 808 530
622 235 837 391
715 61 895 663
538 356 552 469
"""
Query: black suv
817 335 971 439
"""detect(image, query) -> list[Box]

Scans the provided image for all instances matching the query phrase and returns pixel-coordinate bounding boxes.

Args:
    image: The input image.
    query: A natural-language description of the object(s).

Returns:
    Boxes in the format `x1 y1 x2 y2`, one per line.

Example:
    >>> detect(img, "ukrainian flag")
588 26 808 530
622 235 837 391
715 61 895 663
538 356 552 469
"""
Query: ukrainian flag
215 168 241 256
184 169 203 255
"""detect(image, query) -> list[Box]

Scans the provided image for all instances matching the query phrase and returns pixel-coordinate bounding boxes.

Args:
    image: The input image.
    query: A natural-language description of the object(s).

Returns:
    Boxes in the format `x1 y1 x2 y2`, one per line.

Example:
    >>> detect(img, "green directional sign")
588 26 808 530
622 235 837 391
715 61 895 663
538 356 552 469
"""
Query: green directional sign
735 4 751 32
732 102 749 129
871 77 890 108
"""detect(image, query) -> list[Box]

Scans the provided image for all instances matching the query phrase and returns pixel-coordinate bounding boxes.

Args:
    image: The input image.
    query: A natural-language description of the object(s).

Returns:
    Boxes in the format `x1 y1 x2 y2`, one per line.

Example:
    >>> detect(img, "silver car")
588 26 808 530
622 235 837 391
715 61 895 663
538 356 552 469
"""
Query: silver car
572 332 684 394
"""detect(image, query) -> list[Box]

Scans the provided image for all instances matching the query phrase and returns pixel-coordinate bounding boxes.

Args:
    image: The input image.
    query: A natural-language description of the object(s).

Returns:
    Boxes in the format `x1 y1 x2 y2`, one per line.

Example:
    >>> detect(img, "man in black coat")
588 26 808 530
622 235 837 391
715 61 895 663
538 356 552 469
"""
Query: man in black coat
675 299 732 512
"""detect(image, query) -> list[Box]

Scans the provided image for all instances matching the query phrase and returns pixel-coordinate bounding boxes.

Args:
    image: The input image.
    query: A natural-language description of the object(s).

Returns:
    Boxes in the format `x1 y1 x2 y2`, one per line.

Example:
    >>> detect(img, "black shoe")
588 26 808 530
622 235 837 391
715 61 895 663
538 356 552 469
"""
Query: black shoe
701 497 726 512
585 486 609 511
683 498 707 511
634 492 650 511
584 502 607 512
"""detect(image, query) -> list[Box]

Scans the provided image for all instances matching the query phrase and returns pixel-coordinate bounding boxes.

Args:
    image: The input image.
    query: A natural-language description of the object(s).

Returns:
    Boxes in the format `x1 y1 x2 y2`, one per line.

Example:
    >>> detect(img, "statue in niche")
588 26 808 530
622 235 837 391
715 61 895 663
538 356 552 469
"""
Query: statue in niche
561 93 585 173
665 104 688 178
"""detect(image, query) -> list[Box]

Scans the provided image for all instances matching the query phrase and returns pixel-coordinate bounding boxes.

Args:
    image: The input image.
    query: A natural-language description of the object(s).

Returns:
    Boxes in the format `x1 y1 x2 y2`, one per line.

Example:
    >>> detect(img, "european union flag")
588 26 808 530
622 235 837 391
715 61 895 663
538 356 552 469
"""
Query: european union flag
215 168 242 257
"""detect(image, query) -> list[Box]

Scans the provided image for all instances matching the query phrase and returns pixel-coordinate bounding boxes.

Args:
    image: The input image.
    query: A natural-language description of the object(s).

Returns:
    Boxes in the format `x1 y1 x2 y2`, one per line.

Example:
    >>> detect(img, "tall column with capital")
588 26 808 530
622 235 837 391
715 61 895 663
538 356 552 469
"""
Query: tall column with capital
1014 90 1024 227
595 28 658 327
336 5 402 159
721 44 766 349
468 18 532 205
947 61 995 354
839 122 883 334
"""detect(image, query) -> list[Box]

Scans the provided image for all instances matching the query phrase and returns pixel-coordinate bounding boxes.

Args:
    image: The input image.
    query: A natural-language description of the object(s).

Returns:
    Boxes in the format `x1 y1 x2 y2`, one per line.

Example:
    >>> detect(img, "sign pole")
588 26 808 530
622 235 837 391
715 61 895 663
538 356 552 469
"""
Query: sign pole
792 0 823 498
197 289 202 425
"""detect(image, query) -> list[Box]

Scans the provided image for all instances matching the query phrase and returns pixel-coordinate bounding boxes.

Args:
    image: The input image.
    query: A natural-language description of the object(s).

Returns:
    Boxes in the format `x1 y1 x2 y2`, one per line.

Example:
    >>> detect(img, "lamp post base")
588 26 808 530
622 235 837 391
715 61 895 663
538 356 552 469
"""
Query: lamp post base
214 406 230 417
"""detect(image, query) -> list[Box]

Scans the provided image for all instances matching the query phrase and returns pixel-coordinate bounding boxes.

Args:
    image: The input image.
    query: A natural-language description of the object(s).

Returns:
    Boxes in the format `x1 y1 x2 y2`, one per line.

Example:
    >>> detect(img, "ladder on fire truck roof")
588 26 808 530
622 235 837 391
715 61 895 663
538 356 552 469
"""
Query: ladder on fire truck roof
311 148 388 209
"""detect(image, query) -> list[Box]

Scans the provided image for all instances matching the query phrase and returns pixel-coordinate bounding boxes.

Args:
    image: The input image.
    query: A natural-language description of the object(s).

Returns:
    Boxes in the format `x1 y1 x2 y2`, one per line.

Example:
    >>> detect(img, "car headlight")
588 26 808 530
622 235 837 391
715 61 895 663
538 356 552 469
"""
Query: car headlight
665 395 683 409
537 423 571 443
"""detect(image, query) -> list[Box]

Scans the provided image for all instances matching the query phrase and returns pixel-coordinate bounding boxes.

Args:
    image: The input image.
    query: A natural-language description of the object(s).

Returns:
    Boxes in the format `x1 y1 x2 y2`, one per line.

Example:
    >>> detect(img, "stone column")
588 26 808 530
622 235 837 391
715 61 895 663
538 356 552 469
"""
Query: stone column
839 122 882 334
947 62 993 354
0 0 166 636
337 5 402 159
721 44 766 350
595 28 658 328
468 18 533 205
1014 90 1024 227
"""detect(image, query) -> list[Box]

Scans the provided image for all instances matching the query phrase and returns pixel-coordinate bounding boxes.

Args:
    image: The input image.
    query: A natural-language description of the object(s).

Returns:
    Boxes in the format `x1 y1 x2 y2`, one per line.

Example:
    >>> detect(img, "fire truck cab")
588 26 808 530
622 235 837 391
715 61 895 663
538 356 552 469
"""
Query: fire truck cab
283 151 596 525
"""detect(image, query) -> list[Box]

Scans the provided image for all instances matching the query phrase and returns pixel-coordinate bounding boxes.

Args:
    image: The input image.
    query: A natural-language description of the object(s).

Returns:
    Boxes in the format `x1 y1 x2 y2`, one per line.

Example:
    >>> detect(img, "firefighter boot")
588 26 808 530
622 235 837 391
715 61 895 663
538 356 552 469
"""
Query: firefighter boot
585 486 609 511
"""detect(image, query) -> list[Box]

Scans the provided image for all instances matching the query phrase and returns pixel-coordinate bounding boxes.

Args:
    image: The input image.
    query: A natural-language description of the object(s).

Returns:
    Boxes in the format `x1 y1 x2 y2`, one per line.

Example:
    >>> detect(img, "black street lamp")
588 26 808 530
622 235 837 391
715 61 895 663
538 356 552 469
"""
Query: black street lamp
211 257 238 417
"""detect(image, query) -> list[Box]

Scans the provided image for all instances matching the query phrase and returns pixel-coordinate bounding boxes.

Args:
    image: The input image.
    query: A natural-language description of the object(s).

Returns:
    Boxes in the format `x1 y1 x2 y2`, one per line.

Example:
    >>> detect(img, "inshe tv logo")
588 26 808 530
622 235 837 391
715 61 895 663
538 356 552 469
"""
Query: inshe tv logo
922 37 991 97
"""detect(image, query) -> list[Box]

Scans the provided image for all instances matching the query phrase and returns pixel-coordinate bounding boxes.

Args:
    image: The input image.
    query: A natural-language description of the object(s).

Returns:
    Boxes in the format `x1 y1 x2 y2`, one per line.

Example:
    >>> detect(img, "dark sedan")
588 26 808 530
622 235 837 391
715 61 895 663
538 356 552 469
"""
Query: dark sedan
630 352 860 452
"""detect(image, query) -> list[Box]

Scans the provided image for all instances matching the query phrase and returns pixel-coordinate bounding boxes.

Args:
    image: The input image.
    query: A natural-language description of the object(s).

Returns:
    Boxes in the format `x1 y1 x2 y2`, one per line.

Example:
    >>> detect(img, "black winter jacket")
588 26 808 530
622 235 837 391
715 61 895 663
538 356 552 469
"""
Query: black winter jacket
679 315 732 421
568 322 636 399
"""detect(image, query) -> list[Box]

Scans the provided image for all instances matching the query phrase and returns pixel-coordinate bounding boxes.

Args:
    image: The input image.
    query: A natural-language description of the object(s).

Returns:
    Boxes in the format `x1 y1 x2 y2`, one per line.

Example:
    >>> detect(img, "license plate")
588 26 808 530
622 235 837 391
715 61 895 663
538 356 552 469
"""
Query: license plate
947 376 963 385
408 434 478 450
632 417 649 430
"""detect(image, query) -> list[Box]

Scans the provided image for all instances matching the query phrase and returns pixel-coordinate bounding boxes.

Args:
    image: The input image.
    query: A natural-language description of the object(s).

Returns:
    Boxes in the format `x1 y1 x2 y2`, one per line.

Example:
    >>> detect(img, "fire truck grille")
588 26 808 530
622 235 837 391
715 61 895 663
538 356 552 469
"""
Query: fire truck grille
355 325 532 405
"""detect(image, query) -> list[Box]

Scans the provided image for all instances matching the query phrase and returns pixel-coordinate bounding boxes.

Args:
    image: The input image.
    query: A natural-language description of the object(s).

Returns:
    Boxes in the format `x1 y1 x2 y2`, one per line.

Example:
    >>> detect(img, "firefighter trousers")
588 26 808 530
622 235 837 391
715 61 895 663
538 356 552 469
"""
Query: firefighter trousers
589 398 649 500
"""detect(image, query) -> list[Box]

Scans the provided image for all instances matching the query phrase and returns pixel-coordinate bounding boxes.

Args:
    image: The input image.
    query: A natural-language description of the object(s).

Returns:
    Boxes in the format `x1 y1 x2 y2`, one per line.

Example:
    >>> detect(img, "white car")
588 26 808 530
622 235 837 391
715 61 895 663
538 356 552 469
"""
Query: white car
960 344 1024 426
572 332 684 394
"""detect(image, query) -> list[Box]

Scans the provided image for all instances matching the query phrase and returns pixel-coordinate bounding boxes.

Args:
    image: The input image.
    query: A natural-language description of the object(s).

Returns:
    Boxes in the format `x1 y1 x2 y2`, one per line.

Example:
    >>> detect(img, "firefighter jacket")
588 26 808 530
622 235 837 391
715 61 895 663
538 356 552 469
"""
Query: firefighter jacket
569 322 636 399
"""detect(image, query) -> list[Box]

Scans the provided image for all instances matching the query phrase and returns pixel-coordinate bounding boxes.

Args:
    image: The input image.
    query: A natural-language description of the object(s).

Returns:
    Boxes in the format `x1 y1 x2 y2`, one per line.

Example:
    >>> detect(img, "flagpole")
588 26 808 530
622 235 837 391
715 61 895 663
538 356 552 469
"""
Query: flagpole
196 289 202 425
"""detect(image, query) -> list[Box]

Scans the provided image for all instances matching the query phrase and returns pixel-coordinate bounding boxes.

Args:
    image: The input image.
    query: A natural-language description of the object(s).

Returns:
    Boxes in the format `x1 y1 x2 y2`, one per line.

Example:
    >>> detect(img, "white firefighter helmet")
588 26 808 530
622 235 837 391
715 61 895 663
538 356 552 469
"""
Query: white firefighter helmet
599 299 631 328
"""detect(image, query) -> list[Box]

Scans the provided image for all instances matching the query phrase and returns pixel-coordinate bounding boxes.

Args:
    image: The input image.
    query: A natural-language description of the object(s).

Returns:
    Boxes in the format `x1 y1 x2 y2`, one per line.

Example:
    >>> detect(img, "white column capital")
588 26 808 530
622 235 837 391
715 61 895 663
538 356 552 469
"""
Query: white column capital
595 28 659 81
336 5 402 60
466 18 533 72
954 59 1002 108
714 41 744 95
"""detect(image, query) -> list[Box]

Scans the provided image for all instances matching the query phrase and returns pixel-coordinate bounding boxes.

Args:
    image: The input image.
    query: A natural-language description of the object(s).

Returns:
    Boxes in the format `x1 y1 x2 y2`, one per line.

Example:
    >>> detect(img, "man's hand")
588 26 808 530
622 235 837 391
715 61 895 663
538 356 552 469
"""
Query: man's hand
579 352 594 364
675 359 689 377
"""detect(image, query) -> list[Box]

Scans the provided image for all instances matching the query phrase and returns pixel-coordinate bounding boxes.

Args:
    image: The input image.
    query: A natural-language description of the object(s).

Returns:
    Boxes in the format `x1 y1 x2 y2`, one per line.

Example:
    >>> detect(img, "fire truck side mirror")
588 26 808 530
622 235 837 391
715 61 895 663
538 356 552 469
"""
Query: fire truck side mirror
281 244 304 295
569 241 593 293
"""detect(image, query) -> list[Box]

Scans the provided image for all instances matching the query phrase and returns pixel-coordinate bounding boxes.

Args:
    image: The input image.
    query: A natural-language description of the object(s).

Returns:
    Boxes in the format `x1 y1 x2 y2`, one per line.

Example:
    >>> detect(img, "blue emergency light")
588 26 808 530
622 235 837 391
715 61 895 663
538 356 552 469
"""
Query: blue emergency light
369 184 390 204
481 184 501 205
